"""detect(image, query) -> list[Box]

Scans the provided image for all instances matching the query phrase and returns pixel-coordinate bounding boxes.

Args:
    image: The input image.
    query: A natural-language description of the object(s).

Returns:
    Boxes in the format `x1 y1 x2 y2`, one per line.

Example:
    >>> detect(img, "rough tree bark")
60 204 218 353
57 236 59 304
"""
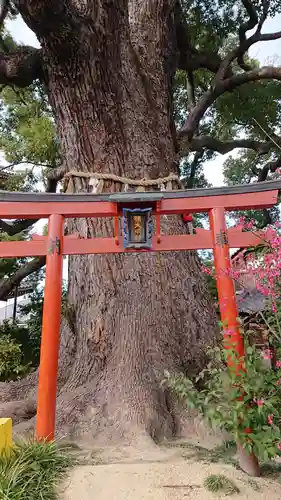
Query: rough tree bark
0 0 218 444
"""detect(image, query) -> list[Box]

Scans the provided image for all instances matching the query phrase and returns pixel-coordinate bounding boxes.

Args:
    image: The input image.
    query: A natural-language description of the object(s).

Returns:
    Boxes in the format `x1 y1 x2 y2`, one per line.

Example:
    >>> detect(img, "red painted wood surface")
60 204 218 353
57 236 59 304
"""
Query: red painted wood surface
35 214 64 441
0 227 269 257
0 190 277 219
209 207 245 369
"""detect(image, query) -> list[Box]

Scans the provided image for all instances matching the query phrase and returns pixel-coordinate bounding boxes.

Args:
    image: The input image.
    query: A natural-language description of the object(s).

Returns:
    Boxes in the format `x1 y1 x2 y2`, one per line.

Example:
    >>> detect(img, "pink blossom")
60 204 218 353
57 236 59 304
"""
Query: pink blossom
262 349 273 360
268 415 273 425
238 216 246 228
202 266 213 276
276 361 281 369
256 399 264 407
236 216 255 230
224 328 235 337
245 219 255 230
277 443 281 451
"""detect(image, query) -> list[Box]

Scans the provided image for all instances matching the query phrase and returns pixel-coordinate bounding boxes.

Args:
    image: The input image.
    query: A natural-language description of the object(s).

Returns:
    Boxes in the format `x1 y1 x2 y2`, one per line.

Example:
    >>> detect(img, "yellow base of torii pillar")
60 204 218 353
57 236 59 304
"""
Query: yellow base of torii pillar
0 418 12 455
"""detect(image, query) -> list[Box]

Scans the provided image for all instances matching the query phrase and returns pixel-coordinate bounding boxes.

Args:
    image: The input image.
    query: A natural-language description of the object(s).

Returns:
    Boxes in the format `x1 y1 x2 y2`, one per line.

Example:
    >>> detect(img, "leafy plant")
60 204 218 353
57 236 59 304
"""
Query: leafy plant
201 254 218 303
18 288 44 364
0 334 30 381
0 281 69 382
0 319 40 368
164 335 281 461
0 287 45 380
0 439 72 500
203 474 239 495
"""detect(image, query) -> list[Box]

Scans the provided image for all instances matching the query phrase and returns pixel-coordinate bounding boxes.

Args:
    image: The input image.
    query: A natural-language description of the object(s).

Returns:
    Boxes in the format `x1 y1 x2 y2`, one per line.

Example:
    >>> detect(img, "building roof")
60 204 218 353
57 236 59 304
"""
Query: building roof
4 284 34 301
236 289 266 314
231 247 267 314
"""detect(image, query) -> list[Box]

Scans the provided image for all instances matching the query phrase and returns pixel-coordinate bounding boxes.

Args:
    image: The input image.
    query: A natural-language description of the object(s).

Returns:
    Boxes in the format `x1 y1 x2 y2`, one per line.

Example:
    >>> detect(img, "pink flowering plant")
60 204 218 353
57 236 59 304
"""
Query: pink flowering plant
164 217 281 461
233 218 281 349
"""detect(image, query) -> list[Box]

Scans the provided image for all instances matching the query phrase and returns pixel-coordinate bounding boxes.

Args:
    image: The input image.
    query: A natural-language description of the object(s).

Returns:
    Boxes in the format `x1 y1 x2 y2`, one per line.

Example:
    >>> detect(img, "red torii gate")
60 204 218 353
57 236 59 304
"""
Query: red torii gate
0 180 280 443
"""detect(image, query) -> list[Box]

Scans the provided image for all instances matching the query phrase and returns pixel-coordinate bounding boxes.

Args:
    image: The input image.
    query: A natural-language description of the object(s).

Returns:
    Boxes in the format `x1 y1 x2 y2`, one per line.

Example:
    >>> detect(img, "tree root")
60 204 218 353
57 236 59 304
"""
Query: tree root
0 372 38 404
0 378 227 451
0 399 36 425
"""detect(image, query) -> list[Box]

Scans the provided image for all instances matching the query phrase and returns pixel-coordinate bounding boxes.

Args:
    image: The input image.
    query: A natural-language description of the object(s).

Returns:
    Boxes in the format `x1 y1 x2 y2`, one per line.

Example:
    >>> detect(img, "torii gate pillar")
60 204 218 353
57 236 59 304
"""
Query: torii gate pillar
209 207 260 477
35 214 64 441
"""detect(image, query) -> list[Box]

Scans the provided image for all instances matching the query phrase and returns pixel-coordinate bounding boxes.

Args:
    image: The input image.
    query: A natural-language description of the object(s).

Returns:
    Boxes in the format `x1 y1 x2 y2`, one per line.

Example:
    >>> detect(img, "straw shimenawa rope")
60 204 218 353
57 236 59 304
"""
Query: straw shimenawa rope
62 170 183 194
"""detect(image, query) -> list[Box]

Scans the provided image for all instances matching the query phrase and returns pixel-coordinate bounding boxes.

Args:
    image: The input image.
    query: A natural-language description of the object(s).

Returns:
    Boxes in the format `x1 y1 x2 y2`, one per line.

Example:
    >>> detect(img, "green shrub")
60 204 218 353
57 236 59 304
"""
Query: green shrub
0 284 69 382
0 439 72 500
0 320 39 366
164 336 281 461
0 334 29 381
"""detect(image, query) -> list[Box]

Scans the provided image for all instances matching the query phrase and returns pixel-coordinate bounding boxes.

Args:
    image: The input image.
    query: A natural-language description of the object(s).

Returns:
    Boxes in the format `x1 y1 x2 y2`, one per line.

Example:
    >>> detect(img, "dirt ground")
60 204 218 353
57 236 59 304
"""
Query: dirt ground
60 439 281 500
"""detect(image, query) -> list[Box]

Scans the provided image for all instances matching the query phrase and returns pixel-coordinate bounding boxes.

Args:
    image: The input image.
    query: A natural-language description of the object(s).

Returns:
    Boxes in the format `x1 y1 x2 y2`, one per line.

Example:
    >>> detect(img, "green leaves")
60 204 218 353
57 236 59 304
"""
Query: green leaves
0 333 30 381
216 79 281 136
0 83 59 168
0 439 72 500
164 334 281 460
174 1 281 197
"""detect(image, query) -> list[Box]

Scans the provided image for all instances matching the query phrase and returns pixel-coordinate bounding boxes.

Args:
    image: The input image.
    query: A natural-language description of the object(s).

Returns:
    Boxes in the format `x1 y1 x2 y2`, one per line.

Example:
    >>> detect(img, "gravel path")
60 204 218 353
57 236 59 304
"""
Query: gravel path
61 455 281 500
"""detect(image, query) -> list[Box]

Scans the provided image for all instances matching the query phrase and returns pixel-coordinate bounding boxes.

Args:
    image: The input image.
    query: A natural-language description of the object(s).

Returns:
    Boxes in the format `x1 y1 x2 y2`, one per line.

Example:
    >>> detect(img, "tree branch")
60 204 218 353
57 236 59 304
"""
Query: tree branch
239 0 258 41
175 0 223 74
179 48 223 74
216 0 276 79
216 29 261 80
256 0 270 34
0 0 10 51
0 167 65 297
14 0 97 43
0 166 61 237
175 0 281 145
179 66 281 140
237 0 259 71
259 31 281 42
0 160 56 172
46 164 66 190
0 218 37 235
0 46 42 87
14 1 70 37
261 208 273 226
0 256 45 301
186 71 195 109
223 66 281 92
182 135 281 156
257 154 281 182
251 154 281 228
0 167 64 297
185 151 203 188
0 0 8 26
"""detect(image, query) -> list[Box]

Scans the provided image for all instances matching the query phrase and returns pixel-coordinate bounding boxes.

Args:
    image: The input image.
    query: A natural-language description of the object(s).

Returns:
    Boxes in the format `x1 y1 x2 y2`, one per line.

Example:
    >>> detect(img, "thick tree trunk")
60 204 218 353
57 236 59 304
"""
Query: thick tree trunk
4 0 218 443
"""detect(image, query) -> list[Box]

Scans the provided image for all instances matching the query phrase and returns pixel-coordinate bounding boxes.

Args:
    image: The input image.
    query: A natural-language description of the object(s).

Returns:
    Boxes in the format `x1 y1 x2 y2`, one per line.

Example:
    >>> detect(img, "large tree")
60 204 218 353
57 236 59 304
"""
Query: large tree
1 0 281 445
